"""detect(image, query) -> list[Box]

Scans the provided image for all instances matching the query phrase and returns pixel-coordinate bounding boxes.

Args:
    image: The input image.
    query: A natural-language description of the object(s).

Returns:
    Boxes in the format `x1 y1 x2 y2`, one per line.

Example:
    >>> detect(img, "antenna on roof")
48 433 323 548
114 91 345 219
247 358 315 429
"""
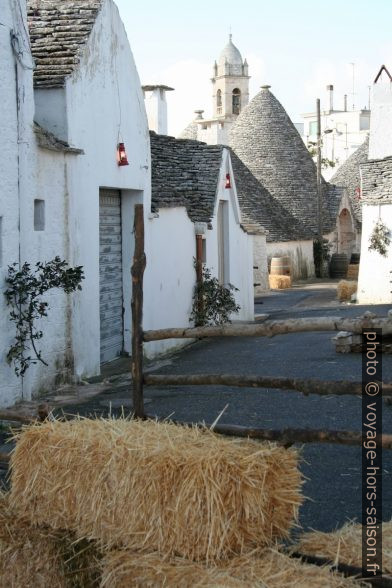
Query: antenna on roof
350 62 356 110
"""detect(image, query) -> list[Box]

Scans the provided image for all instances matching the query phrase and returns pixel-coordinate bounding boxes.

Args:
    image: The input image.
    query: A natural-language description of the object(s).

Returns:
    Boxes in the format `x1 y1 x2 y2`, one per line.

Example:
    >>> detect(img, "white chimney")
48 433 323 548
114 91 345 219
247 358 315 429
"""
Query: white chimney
327 84 334 112
142 85 174 135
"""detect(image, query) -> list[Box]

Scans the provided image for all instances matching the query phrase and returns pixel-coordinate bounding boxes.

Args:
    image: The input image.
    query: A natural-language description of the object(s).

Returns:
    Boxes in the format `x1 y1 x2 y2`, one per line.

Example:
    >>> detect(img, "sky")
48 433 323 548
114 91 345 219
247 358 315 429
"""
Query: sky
115 0 392 137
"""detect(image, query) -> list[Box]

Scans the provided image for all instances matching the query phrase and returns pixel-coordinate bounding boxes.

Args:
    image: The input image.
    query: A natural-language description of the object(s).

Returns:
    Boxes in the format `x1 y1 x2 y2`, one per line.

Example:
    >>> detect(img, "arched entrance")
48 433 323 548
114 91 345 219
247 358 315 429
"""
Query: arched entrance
338 208 355 257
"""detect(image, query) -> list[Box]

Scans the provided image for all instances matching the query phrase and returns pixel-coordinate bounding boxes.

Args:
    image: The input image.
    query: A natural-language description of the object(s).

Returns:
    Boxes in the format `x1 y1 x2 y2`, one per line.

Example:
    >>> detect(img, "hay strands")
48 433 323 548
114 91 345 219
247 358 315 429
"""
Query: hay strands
288 551 392 588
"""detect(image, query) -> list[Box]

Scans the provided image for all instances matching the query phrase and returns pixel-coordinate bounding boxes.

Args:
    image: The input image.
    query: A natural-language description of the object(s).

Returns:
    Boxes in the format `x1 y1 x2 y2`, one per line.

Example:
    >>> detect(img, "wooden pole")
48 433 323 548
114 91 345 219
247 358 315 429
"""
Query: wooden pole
0 411 34 424
316 98 323 243
144 373 392 398
145 416 392 449
143 314 392 342
131 204 146 419
195 234 204 325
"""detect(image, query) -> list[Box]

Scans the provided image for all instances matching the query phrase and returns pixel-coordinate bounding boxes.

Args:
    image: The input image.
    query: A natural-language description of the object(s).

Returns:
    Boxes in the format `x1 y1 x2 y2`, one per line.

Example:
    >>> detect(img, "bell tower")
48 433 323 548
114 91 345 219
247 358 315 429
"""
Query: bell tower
212 35 250 120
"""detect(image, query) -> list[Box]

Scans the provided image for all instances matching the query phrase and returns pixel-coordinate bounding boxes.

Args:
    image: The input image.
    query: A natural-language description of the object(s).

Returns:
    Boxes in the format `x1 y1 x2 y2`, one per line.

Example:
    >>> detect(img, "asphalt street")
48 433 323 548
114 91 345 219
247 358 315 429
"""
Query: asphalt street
2 282 391 537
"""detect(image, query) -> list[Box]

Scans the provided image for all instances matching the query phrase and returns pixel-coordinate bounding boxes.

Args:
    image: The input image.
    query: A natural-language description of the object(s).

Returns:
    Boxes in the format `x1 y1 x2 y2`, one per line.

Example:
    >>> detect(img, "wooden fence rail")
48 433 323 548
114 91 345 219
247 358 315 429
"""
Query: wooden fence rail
144 374 392 398
129 203 392 450
146 416 392 450
143 314 392 342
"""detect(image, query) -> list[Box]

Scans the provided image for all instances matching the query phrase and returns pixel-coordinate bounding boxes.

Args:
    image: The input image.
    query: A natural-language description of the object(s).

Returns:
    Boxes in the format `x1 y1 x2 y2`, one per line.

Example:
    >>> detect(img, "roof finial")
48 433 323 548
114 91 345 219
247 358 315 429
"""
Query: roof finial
229 25 232 42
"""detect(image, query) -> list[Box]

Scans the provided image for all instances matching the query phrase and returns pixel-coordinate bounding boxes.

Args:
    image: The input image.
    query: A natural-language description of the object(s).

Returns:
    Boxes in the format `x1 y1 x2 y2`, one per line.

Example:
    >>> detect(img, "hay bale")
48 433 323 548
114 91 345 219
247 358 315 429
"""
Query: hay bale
347 264 359 280
296 520 392 575
100 548 362 587
337 280 357 302
9 418 303 562
0 492 100 588
269 274 292 289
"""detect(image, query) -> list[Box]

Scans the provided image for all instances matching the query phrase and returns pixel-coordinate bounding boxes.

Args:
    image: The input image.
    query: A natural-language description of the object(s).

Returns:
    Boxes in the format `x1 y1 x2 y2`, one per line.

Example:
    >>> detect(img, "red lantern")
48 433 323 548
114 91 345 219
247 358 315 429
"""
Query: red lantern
117 143 129 166
225 173 231 189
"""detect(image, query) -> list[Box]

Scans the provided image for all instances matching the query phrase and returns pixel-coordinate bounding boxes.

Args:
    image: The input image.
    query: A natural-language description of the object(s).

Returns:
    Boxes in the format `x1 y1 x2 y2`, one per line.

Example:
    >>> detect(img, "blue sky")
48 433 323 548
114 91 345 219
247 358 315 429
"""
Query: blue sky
115 0 392 136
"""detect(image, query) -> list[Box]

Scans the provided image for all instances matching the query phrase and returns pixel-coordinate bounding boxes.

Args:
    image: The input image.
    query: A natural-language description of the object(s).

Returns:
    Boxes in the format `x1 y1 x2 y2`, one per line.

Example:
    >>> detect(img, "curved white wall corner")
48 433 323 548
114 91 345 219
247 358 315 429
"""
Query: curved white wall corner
253 233 269 293
143 207 196 358
357 204 392 304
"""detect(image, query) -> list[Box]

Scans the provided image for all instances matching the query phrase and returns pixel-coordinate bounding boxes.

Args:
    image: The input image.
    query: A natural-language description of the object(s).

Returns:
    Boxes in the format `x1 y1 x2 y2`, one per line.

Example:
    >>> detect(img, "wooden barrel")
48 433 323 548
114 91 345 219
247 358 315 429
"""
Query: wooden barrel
270 256 291 276
330 253 348 278
350 253 360 265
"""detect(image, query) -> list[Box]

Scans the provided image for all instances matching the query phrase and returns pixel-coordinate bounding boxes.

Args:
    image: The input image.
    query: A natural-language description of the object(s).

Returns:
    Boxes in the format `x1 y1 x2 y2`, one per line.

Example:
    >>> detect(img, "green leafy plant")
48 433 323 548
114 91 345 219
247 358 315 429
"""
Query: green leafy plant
313 238 331 277
308 145 336 170
4 257 84 376
190 264 240 327
368 220 390 257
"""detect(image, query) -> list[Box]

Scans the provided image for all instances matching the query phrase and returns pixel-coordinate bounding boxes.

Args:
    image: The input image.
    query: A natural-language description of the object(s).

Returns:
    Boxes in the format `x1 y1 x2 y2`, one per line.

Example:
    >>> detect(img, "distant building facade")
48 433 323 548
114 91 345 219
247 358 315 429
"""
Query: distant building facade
302 86 370 180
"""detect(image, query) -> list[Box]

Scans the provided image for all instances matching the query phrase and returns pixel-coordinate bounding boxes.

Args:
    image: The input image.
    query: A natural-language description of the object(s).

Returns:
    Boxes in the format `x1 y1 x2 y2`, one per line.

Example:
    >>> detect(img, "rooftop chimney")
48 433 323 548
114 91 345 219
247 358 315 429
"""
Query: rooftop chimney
142 84 174 135
327 84 334 113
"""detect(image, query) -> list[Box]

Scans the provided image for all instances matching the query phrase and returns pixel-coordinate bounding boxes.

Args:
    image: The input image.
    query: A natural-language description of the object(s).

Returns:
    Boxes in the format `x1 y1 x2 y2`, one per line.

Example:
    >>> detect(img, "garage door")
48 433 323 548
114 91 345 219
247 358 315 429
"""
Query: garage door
99 189 124 363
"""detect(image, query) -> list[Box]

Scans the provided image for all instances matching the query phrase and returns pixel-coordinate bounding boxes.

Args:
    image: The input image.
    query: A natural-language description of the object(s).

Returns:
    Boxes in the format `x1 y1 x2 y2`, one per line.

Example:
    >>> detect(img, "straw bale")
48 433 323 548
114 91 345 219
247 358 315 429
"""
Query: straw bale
100 548 363 587
9 418 303 562
347 264 359 280
0 492 100 588
337 280 357 301
269 274 292 289
296 520 392 575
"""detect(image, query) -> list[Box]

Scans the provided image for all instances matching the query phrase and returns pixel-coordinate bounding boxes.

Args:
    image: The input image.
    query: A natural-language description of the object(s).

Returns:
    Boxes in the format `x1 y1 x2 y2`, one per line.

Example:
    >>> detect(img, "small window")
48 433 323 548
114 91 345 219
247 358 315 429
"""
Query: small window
232 88 241 115
34 199 45 231
309 121 318 135
360 116 370 131
217 89 222 108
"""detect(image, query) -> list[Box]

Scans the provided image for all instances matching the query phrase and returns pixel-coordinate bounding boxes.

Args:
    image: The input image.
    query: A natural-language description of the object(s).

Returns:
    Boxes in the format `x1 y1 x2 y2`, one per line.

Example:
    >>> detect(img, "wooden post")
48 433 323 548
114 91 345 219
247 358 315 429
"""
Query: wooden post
195 234 204 324
316 97 323 244
131 204 146 419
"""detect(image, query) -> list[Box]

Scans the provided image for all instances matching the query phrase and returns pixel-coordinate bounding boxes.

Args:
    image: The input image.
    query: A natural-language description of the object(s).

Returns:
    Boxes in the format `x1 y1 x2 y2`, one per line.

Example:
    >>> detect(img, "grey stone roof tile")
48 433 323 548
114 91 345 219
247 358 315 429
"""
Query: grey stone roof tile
229 152 308 241
360 155 392 204
150 132 224 225
229 86 331 239
27 0 103 88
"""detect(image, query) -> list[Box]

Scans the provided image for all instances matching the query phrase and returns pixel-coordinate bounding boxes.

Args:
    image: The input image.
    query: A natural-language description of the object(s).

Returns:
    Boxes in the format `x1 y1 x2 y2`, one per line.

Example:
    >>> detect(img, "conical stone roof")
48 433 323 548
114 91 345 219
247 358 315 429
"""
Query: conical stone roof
229 86 322 239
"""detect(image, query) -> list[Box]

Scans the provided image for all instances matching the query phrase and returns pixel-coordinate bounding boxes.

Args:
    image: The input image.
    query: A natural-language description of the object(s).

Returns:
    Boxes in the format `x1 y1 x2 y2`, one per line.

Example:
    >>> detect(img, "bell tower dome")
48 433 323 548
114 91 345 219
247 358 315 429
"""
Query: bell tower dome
212 35 250 119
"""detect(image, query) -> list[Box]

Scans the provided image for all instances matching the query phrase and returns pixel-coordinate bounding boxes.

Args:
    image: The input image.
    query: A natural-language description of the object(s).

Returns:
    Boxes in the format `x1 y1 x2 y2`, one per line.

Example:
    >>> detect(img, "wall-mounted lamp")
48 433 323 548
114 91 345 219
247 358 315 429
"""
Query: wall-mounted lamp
117 143 129 166
225 173 231 189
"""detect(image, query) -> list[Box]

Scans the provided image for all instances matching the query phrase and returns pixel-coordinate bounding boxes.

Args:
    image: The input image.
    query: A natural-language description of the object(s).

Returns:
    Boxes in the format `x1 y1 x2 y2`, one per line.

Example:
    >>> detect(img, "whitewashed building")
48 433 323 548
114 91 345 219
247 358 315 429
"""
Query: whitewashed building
357 67 392 304
0 0 151 407
145 132 255 357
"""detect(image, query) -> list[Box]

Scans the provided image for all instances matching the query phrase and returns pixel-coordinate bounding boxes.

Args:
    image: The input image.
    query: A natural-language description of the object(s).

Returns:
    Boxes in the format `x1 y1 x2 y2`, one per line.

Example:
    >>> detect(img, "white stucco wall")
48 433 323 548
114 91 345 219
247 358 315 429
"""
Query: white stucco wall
357 204 392 304
206 150 254 320
143 208 196 358
266 240 315 281
357 74 392 305
369 78 392 160
253 233 269 294
61 0 150 381
0 0 36 406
